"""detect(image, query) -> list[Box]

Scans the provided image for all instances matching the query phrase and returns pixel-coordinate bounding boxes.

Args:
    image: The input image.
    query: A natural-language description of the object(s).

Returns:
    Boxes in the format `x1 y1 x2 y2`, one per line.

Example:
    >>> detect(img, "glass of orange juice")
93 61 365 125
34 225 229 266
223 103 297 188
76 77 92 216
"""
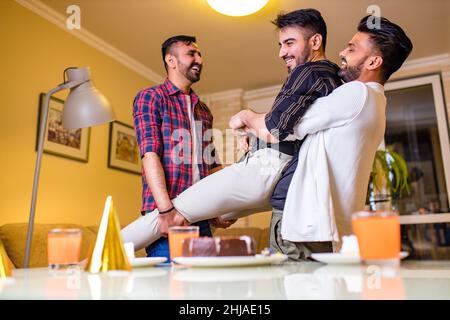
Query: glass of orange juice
352 211 400 266
47 228 82 269
168 226 199 261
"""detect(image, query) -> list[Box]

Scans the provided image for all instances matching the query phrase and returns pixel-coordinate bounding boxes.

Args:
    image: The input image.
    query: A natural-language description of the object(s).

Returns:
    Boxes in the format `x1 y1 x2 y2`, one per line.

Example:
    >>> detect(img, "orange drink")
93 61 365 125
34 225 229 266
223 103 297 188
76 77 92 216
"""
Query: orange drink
352 211 400 264
47 228 82 269
168 226 199 261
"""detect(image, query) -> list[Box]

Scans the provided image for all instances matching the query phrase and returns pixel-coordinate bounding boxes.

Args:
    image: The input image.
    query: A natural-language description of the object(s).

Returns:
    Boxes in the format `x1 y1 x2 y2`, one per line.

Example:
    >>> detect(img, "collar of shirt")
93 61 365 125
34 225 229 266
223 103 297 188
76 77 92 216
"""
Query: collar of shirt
163 78 200 107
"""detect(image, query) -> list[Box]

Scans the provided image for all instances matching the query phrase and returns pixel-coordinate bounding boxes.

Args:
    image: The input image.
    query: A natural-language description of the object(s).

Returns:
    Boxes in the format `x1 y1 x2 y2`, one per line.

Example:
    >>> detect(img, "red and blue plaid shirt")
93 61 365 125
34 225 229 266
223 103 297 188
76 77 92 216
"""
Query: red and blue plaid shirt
133 79 220 212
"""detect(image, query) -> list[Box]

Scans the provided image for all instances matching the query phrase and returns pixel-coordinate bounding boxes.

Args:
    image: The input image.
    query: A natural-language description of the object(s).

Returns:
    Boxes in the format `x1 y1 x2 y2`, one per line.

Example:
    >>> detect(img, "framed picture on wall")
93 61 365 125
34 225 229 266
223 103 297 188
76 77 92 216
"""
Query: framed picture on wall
108 121 141 175
36 93 90 162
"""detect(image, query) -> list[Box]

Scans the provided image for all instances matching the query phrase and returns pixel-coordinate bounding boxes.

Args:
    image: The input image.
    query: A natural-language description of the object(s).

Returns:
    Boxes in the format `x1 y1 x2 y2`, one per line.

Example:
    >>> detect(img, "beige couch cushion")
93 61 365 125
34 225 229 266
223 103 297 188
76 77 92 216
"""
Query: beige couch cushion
0 223 97 268
259 227 270 251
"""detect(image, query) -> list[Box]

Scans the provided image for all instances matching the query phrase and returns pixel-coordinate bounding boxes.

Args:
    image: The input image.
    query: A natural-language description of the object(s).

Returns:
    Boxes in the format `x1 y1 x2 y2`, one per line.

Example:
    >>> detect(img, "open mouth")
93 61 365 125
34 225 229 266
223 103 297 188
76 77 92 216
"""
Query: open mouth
284 57 295 66
191 65 201 72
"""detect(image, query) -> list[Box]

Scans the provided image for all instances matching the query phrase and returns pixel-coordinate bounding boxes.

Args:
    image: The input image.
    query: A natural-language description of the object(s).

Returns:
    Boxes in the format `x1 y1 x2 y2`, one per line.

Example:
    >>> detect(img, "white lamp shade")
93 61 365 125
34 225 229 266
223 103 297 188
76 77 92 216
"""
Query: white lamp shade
63 85 115 130
62 67 115 130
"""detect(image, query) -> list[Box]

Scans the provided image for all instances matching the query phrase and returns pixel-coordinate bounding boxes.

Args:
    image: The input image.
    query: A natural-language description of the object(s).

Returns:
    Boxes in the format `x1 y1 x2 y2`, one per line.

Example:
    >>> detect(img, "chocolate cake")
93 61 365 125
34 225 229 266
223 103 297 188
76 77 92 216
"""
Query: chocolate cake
181 236 256 257
181 237 217 257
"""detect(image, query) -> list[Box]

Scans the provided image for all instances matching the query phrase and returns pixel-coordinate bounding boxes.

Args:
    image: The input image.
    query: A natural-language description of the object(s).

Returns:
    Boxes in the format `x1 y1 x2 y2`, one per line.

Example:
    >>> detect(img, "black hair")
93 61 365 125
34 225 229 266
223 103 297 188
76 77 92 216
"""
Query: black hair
358 16 413 82
272 9 327 50
161 35 197 72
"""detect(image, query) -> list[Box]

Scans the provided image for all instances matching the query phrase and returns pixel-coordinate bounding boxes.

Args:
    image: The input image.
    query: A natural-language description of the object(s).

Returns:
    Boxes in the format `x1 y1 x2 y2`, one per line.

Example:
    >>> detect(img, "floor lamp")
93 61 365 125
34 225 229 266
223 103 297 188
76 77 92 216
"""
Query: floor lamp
23 67 116 268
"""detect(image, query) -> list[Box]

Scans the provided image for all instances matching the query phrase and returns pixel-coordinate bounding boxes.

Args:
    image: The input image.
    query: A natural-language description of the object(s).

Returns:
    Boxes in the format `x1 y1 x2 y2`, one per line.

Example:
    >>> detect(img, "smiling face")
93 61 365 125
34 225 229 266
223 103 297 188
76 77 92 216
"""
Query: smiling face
170 41 203 83
338 32 377 82
278 26 313 72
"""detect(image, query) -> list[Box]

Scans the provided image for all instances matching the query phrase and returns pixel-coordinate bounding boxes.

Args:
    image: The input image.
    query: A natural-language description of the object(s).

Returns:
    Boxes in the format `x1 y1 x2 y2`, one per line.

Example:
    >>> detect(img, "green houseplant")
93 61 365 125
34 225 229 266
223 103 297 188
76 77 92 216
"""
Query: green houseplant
366 148 410 211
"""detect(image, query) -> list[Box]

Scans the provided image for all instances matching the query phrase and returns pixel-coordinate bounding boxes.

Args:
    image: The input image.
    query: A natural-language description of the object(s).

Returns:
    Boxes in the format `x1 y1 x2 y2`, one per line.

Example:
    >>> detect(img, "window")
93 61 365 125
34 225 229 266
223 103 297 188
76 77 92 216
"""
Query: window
385 74 450 260
385 75 450 215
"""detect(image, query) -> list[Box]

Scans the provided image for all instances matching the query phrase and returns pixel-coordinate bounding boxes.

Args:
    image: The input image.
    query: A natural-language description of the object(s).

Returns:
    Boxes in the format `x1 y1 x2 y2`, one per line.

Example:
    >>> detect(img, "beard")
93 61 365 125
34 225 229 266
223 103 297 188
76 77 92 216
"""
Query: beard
287 43 312 73
338 57 366 82
179 61 201 83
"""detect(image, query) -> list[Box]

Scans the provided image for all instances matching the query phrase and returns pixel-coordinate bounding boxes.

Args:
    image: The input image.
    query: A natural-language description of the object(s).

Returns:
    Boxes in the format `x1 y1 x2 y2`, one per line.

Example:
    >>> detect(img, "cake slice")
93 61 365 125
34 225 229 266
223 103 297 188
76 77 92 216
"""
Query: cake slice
181 236 256 257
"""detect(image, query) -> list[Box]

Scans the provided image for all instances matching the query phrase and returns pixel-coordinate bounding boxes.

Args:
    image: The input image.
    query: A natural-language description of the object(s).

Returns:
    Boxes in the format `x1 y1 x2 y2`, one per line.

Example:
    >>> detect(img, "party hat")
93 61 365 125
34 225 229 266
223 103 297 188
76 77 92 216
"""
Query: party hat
0 239 13 278
85 196 131 273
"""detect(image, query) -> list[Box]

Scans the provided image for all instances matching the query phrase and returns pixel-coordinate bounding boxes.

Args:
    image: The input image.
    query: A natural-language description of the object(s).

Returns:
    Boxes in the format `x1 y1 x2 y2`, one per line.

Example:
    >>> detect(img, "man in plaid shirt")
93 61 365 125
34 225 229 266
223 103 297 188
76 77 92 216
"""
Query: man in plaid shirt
132 35 227 260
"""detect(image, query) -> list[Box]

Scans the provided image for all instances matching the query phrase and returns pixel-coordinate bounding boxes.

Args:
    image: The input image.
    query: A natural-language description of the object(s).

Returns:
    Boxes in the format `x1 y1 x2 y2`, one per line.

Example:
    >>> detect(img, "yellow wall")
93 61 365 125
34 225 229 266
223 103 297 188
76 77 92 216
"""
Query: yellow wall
0 1 153 226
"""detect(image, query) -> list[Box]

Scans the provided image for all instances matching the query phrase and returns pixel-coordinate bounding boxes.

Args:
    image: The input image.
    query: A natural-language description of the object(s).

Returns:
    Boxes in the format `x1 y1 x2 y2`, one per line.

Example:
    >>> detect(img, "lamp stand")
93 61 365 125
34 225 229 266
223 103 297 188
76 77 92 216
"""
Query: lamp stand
23 80 84 268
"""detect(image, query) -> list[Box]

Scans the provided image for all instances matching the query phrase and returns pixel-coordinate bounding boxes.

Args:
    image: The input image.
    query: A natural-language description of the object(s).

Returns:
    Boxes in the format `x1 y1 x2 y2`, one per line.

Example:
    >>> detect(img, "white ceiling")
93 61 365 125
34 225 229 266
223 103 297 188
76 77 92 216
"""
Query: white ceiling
40 0 450 94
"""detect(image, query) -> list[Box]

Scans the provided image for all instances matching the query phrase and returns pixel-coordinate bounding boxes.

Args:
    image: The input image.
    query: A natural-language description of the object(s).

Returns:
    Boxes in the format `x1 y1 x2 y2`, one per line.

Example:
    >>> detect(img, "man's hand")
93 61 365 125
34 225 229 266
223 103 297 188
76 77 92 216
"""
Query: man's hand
158 209 189 236
209 216 238 229
229 110 249 130
237 135 250 154
229 109 279 144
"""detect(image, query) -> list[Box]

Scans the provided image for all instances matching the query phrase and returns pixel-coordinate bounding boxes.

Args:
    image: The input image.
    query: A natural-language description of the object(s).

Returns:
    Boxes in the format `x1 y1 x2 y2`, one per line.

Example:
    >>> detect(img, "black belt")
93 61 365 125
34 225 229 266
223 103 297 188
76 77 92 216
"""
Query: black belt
249 136 299 156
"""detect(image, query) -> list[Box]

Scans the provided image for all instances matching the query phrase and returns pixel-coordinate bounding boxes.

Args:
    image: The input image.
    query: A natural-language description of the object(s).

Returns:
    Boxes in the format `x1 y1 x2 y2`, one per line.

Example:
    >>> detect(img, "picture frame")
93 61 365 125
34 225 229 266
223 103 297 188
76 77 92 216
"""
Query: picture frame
108 121 141 175
37 93 90 163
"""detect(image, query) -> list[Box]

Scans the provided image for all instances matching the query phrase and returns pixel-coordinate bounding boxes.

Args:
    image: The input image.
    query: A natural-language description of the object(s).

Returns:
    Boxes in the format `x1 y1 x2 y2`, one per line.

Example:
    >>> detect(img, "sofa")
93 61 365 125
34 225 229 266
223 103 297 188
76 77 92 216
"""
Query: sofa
0 223 269 268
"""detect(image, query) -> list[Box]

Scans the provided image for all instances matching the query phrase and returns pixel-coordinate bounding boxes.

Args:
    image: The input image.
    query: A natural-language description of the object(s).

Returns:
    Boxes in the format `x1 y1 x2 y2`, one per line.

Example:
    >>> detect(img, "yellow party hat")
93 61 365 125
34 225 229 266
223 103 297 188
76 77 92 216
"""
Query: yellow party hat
0 239 13 278
85 196 131 273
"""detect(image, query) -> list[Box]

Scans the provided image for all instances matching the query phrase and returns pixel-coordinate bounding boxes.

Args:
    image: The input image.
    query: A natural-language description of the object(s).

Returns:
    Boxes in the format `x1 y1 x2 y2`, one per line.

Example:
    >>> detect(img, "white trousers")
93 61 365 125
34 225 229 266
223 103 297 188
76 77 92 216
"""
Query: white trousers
121 148 292 251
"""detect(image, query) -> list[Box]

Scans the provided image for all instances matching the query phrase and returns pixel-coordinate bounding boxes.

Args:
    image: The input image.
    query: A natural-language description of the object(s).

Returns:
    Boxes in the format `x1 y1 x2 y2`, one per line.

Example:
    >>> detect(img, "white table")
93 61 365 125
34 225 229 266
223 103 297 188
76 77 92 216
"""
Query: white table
1 261 450 300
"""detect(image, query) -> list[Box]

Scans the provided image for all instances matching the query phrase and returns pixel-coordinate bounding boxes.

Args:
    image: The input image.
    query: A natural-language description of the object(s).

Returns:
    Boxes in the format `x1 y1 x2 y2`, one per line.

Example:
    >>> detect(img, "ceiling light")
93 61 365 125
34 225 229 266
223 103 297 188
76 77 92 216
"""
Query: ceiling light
207 0 269 17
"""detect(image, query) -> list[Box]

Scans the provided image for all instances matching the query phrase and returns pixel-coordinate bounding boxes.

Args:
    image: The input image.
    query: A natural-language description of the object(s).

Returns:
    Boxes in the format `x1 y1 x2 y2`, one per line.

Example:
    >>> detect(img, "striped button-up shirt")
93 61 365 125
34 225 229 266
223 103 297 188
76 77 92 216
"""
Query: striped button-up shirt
133 79 220 212
268 60 343 211
265 60 342 140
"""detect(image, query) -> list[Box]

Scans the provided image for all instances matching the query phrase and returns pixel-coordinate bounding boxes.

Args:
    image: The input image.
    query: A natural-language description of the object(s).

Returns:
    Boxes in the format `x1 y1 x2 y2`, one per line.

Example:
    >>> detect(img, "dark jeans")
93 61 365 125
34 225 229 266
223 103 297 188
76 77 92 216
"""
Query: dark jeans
146 220 212 262
270 208 333 261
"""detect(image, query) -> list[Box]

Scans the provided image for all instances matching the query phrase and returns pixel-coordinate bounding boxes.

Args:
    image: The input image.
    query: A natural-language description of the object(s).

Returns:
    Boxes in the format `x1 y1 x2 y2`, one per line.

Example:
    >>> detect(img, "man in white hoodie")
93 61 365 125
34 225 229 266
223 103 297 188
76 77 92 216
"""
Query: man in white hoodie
232 16 413 259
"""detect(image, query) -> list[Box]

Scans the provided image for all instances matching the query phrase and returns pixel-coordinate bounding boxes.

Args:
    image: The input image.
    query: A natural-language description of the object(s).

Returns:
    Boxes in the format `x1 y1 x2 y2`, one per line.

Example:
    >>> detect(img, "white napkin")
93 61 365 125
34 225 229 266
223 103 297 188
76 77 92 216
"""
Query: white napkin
340 235 360 255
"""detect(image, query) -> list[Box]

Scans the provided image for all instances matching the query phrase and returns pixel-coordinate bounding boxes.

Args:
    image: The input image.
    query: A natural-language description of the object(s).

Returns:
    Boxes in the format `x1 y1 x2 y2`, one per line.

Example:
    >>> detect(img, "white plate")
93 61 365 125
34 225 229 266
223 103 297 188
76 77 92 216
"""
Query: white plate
311 251 409 265
172 254 288 268
130 257 167 268
311 253 360 264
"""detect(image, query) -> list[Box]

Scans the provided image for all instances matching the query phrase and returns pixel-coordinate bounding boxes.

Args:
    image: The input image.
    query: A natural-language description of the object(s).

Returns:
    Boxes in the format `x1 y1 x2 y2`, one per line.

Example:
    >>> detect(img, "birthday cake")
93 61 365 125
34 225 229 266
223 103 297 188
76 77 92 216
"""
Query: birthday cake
181 236 256 257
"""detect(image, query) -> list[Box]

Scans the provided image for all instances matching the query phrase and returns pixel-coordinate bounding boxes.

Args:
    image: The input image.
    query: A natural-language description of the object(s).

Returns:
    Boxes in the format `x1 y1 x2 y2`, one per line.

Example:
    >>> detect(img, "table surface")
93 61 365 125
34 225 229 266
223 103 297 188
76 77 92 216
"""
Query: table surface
1 260 450 300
